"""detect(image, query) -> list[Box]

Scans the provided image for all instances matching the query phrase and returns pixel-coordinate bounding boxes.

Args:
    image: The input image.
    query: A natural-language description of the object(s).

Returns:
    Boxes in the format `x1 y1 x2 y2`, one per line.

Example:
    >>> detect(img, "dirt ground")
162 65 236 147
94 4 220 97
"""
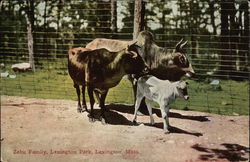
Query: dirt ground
1 95 249 162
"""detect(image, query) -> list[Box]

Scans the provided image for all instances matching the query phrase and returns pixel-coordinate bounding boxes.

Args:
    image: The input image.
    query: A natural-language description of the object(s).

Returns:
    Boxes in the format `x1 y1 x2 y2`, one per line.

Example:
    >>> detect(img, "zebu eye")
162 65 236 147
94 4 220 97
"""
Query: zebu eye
180 56 185 63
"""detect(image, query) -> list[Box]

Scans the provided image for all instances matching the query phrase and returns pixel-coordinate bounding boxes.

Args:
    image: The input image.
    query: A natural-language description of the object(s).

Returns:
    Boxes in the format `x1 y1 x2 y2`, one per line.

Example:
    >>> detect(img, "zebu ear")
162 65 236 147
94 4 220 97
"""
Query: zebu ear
127 41 141 58
176 81 182 89
176 81 186 89
175 38 183 51
125 43 138 58
127 40 141 49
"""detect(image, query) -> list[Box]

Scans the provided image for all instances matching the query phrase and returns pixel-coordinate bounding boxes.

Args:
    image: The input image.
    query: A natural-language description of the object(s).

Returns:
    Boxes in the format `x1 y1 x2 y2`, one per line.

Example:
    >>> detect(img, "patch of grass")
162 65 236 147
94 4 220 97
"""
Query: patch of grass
1 61 249 115
0 66 134 104
171 79 249 115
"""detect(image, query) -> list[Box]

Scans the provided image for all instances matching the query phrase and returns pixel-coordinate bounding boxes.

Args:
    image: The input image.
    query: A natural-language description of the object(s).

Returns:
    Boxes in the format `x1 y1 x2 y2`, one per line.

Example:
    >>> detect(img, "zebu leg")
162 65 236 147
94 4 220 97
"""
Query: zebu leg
128 75 149 116
160 104 170 134
87 86 95 122
74 84 82 113
94 90 100 105
99 90 108 125
132 93 143 124
81 86 88 112
146 100 154 125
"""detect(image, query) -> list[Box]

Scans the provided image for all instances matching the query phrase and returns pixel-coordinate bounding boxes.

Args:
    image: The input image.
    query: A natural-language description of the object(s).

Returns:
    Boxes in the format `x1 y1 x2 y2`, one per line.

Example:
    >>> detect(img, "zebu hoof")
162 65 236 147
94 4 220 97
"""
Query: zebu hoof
136 111 144 116
149 122 155 126
77 107 84 113
149 119 155 126
77 106 88 113
82 105 89 113
164 130 170 134
104 108 109 112
100 117 107 125
87 114 95 123
132 120 138 126
88 117 95 123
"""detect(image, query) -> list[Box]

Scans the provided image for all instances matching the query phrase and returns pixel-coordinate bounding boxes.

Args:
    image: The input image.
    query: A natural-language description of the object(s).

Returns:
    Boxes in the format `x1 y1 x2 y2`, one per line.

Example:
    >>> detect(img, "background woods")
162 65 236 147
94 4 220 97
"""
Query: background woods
0 0 249 115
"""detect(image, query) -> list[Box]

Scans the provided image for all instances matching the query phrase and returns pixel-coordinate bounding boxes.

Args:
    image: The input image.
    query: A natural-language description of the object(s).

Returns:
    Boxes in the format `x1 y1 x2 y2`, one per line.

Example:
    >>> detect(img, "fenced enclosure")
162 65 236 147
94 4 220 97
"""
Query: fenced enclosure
0 0 249 115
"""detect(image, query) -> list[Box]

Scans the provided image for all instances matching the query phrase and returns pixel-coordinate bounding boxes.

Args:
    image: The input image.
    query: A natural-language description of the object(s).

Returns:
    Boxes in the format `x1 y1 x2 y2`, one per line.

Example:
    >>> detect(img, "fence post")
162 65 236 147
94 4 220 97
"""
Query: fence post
133 0 145 39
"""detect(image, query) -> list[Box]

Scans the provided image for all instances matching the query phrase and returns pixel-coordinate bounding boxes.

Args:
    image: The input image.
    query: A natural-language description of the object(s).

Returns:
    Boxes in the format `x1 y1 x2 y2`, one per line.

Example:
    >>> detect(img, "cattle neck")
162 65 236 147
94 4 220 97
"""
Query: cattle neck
172 82 180 99
151 51 173 69
160 81 178 100
107 49 125 73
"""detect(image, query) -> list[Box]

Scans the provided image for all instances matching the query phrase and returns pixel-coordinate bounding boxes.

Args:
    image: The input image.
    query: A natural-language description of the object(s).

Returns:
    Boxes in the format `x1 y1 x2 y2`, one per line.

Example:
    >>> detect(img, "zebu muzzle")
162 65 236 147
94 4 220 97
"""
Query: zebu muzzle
184 95 189 100
182 87 189 100
185 71 195 78
183 64 195 79
132 65 150 80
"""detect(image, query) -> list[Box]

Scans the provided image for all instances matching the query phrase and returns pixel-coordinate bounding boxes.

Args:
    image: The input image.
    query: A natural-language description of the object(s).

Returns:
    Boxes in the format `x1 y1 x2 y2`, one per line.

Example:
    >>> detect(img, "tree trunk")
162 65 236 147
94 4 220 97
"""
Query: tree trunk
228 0 238 78
43 0 48 57
189 1 198 58
26 17 35 72
26 0 35 72
161 0 166 47
133 0 146 114
220 1 230 77
238 0 249 78
97 1 111 36
133 0 145 39
220 0 242 79
57 0 62 31
111 0 117 38
55 0 62 59
208 0 217 35
243 1 249 71
43 0 47 31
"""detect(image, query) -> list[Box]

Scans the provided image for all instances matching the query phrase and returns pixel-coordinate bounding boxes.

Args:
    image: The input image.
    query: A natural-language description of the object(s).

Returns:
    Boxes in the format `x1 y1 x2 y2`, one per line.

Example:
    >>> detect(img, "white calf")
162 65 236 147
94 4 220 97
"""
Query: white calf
133 75 189 134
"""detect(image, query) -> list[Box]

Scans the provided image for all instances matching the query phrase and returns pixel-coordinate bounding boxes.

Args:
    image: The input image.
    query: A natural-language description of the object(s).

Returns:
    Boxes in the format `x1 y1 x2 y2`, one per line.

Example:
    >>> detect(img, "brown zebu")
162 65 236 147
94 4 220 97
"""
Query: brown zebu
68 43 148 123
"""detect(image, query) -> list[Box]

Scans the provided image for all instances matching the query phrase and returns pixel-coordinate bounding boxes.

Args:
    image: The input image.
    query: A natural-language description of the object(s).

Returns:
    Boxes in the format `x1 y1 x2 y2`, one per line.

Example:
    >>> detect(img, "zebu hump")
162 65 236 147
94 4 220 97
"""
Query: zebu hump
86 38 131 52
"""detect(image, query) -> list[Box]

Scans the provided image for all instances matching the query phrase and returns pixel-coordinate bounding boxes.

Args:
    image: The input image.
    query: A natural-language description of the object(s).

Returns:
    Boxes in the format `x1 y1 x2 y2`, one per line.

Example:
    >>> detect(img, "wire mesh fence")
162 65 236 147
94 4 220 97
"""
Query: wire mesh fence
0 0 249 115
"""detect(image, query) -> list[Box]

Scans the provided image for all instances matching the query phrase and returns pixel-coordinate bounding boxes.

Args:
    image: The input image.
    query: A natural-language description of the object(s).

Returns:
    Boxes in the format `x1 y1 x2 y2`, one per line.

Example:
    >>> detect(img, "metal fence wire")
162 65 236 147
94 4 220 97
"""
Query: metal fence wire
0 0 249 115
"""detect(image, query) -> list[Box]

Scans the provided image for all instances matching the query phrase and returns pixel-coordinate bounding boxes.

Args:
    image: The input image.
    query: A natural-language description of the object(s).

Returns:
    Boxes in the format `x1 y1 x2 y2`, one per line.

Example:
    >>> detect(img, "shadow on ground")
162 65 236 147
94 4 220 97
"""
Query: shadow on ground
106 104 210 122
87 109 133 126
145 123 203 137
86 104 203 137
191 143 250 161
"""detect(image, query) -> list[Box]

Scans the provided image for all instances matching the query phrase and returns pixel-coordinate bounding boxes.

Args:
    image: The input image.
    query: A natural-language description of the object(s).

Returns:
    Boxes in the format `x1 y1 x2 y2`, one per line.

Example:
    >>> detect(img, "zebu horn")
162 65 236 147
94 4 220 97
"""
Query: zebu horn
127 40 140 58
130 51 138 58
128 40 137 47
180 40 188 49
129 40 142 49
175 38 184 50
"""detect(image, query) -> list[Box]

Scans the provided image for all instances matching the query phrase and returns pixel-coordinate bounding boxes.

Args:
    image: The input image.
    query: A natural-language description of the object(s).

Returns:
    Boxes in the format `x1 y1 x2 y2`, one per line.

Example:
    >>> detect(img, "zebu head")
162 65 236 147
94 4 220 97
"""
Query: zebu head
171 39 195 78
128 31 195 81
122 42 149 75
175 81 189 100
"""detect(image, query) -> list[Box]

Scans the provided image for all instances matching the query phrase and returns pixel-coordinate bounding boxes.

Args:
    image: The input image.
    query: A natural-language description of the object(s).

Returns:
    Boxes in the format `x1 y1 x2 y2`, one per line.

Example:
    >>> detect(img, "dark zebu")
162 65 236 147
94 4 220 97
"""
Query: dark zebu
68 44 148 123
86 30 195 114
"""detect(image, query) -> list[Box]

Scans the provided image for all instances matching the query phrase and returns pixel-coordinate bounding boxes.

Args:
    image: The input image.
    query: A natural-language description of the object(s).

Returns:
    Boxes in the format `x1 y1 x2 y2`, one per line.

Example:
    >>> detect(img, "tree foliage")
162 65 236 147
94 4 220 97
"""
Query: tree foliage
0 0 248 79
